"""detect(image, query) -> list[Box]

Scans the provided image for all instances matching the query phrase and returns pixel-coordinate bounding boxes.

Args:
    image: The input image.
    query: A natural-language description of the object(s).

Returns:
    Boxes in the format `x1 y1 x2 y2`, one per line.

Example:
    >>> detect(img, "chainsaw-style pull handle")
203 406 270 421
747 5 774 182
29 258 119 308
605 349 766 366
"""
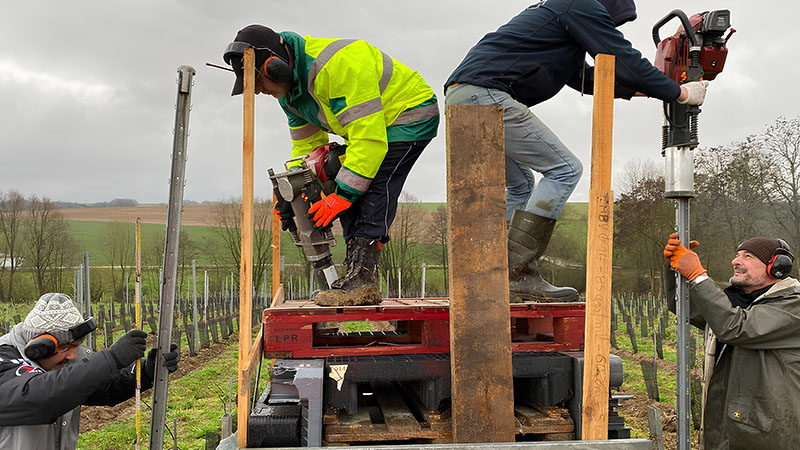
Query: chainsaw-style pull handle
652 9 699 48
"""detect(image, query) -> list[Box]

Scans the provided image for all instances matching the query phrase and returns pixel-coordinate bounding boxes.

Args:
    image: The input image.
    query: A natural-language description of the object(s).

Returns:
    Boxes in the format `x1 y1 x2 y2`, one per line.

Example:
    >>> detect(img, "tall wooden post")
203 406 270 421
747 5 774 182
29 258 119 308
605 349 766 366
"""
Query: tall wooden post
272 197 281 298
446 104 515 443
238 47 256 449
581 53 616 440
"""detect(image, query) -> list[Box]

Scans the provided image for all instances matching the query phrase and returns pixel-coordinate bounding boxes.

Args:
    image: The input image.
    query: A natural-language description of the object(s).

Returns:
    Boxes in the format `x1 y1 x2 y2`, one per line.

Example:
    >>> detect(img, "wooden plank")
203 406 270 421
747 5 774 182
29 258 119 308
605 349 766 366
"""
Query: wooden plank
581 53 615 441
445 104 515 443
272 197 281 298
514 404 575 434
237 47 255 449
372 382 421 431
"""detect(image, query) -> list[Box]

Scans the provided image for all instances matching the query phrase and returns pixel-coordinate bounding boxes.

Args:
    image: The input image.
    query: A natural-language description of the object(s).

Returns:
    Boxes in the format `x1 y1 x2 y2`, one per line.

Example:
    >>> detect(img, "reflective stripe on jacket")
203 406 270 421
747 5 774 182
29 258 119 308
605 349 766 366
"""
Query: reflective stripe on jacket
279 31 439 199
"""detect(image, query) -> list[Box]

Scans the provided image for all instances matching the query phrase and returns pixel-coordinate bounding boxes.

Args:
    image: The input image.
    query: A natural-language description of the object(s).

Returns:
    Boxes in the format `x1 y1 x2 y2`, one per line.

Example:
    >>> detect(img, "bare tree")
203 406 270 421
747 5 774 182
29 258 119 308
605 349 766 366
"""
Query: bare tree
614 160 674 293
427 204 449 291
102 222 135 298
24 195 74 296
0 190 26 302
694 140 772 277
756 116 800 251
142 227 165 299
380 192 423 296
208 198 273 294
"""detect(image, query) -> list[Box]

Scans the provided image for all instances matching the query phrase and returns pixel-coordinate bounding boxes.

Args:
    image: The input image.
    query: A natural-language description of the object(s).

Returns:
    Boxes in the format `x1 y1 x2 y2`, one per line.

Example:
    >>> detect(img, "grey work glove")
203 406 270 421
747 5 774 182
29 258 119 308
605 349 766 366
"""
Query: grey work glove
143 343 180 382
677 80 710 106
108 329 147 369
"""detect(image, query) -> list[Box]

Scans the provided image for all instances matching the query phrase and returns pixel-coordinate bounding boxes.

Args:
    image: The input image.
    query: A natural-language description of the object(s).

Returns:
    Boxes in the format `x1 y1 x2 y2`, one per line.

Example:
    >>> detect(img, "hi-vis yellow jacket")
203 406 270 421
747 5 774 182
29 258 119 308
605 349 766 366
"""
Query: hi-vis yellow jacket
278 31 439 200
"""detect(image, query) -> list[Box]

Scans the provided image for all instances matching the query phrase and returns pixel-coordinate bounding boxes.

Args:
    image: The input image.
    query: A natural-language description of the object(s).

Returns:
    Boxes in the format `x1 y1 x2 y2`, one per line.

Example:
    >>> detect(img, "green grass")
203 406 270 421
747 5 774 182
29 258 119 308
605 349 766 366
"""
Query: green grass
619 356 678 405
78 338 269 450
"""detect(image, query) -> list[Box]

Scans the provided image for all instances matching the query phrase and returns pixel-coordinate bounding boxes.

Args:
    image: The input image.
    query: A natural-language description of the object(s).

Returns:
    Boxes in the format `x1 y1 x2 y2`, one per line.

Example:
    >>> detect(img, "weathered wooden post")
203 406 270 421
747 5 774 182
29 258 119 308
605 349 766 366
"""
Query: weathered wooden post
446 104 515 443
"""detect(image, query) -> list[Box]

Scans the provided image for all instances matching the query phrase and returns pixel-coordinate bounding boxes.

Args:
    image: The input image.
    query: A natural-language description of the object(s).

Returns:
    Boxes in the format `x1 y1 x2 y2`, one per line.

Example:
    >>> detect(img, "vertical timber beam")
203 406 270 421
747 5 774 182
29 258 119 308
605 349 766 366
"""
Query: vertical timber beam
581 53 616 440
238 47 255 449
271 197 281 300
446 104 515 443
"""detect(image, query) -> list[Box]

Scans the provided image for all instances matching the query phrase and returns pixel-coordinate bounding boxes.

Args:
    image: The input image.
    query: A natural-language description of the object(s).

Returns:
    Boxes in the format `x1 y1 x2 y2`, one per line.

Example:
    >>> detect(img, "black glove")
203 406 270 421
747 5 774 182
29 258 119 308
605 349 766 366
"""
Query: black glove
109 329 147 369
143 343 180 381
273 189 296 231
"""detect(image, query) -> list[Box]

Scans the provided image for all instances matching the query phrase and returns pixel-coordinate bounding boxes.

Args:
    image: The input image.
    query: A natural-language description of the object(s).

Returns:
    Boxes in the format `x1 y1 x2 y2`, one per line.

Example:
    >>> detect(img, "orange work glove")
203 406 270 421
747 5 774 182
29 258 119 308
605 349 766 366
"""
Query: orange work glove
308 193 352 227
663 232 706 281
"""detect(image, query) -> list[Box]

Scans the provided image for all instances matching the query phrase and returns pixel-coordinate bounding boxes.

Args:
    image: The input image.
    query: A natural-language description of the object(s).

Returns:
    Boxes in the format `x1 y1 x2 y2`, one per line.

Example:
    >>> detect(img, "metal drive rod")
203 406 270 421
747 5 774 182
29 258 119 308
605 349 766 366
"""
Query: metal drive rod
149 65 195 449
675 198 691 450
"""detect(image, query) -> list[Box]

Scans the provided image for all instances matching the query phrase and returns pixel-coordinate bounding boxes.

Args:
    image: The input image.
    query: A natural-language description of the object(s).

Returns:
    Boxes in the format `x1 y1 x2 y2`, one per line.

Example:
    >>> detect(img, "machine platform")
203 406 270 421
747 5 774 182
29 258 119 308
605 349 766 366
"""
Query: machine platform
262 299 585 358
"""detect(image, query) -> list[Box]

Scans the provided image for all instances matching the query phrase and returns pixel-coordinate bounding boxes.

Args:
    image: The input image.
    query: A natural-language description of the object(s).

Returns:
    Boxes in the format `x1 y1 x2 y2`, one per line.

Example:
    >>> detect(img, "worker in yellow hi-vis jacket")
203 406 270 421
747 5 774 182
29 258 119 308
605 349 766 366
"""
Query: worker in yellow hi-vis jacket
222 25 439 306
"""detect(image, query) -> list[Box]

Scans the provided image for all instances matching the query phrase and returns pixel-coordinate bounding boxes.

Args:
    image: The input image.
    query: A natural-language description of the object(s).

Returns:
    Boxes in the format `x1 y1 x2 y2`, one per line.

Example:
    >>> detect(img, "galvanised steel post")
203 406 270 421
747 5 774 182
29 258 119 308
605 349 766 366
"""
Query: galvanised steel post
149 65 194 449
83 252 92 350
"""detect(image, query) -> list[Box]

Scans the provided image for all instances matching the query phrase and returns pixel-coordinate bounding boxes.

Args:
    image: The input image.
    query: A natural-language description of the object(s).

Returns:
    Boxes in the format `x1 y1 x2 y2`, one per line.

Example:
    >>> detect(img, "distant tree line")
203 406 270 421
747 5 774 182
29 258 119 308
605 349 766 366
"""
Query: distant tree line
0 191 77 302
53 198 140 209
615 116 800 293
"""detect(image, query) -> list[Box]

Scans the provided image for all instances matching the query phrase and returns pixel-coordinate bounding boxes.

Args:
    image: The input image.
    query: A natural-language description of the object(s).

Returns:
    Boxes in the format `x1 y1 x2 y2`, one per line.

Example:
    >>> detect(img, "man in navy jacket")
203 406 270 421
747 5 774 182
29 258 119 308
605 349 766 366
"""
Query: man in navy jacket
445 0 708 302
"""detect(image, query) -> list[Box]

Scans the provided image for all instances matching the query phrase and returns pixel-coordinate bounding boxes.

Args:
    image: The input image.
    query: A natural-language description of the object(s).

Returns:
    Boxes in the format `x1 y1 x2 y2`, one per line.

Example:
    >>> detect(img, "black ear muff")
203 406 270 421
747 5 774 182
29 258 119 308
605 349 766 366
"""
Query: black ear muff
24 334 58 361
768 239 794 279
263 55 292 83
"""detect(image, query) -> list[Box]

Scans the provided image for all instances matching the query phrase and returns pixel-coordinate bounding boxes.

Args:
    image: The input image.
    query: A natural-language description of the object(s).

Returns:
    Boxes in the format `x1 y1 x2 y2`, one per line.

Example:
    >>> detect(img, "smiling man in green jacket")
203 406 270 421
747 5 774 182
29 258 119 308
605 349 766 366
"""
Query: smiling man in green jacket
665 235 800 450
223 25 439 306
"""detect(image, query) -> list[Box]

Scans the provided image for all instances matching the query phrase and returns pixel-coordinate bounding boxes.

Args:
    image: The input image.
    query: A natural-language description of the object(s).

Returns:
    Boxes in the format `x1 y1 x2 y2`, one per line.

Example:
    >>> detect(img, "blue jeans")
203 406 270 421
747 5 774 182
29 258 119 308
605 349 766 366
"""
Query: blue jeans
445 84 582 220
505 157 535 221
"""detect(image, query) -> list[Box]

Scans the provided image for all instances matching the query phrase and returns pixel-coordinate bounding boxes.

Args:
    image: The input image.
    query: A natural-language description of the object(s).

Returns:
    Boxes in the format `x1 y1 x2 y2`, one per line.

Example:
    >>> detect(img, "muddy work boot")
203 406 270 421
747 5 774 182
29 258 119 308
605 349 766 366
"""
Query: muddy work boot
507 210 579 303
314 237 383 306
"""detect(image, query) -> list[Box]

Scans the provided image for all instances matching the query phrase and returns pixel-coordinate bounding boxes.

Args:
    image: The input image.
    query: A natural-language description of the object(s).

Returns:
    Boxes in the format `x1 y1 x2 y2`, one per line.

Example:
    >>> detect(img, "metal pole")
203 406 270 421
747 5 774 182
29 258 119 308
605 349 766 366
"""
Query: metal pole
192 259 199 352
125 272 129 315
135 218 143 450
149 65 194 450
75 267 82 316
421 263 426 299
398 268 402 299
675 200 691 450
83 252 92 350
204 270 209 323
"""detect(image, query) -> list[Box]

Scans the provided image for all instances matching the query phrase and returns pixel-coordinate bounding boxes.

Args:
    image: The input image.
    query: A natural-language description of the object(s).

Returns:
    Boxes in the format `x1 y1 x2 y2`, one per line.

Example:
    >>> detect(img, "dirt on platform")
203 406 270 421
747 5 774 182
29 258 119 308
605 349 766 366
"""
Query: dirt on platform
314 285 383 306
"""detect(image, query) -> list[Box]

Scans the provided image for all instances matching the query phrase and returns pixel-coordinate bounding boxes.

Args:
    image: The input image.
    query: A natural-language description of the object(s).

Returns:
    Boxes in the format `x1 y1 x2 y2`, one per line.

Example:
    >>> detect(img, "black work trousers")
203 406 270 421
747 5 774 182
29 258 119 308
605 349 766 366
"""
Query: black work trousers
339 139 431 242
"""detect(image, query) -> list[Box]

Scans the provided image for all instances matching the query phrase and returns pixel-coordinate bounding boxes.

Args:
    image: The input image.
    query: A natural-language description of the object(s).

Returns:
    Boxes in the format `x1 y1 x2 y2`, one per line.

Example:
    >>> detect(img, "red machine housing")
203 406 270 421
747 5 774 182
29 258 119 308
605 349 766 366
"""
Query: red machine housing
655 12 733 83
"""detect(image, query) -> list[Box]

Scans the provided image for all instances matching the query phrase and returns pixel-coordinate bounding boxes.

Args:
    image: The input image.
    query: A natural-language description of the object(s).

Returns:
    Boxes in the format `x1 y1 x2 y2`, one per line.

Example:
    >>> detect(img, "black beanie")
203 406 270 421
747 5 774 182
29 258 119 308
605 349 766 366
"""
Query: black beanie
737 237 784 266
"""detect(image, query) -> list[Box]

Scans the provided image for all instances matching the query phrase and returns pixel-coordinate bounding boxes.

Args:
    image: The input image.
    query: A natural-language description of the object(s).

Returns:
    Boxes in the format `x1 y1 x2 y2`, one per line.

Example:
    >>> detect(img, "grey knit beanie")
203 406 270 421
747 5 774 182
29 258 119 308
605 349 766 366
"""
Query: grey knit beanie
737 237 784 266
22 293 85 344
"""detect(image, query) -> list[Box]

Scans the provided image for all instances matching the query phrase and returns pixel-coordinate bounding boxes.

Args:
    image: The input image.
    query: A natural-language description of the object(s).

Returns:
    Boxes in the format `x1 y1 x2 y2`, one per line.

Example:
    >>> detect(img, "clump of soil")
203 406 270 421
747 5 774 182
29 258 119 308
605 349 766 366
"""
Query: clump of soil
314 285 382 306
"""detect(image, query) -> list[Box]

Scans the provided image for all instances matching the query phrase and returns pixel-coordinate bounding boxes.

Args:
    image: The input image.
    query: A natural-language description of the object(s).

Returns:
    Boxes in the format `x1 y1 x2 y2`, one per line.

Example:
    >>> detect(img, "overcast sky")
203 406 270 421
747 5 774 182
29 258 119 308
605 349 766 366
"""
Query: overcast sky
0 1 795 204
